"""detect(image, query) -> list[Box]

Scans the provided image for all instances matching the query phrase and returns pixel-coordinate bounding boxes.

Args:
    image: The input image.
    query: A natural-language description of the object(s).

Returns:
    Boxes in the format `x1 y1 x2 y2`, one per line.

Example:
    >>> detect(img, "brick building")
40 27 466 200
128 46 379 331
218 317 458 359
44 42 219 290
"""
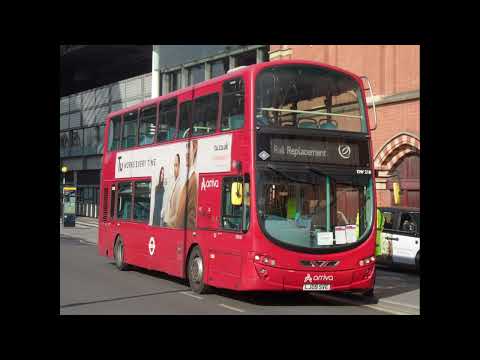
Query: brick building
269 45 420 208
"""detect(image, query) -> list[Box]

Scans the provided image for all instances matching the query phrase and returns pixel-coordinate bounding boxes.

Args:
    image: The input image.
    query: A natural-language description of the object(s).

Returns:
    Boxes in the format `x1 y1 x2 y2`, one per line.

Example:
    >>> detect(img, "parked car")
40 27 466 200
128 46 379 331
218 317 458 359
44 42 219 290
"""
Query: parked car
378 207 420 271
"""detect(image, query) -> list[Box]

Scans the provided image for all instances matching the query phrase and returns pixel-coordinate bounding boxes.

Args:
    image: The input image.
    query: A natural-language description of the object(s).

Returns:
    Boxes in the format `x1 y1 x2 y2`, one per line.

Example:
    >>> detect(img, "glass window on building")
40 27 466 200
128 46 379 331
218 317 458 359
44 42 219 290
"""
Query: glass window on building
133 181 151 222
70 129 83 156
210 58 230 78
83 127 98 155
188 64 205 86
221 78 245 131
122 111 138 149
117 182 133 220
98 125 105 154
108 116 121 152
60 131 70 157
192 93 218 136
139 105 157 146
157 98 177 142
235 50 257 67
169 71 180 92
178 101 192 138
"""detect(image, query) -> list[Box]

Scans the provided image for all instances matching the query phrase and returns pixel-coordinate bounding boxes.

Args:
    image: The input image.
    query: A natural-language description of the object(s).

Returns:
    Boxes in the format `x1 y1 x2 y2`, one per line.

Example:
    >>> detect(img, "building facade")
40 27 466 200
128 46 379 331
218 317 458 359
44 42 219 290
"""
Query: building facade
60 45 269 217
60 45 420 218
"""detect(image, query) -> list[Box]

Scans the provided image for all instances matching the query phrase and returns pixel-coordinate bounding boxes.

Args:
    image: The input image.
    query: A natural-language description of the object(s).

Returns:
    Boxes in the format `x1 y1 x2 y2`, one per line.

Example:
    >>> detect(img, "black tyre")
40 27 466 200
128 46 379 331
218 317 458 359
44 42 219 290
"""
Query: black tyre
415 252 420 272
187 246 210 294
114 237 129 271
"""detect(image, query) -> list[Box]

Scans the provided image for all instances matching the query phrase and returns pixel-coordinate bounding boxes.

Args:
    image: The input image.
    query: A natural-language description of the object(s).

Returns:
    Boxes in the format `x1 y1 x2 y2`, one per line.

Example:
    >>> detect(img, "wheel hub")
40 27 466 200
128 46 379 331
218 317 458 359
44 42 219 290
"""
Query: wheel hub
191 256 203 283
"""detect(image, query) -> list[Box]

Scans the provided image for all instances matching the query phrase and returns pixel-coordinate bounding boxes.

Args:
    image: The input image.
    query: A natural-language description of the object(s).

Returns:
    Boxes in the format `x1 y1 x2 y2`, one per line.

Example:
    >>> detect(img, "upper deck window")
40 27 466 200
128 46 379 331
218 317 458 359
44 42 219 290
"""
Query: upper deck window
178 101 192 139
192 93 218 136
122 111 139 149
157 98 177 142
255 65 367 133
221 78 245 131
108 116 121 152
139 106 156 146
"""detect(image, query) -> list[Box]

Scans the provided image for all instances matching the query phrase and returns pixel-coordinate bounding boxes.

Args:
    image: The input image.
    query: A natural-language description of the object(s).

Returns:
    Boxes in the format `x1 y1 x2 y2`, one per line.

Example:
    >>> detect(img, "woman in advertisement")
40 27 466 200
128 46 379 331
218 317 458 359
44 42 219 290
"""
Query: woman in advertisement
152 167 165 226
163 153 183 228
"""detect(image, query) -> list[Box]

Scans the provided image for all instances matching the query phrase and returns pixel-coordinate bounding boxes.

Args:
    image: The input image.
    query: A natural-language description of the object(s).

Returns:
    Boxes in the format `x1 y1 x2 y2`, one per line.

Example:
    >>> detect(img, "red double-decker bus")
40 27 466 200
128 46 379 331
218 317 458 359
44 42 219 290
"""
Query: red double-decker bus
98 60 378 295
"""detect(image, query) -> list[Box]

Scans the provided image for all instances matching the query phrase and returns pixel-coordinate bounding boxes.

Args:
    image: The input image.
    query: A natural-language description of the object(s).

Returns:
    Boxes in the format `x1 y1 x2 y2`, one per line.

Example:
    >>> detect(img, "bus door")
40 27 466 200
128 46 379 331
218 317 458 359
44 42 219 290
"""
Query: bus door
206 175 246 290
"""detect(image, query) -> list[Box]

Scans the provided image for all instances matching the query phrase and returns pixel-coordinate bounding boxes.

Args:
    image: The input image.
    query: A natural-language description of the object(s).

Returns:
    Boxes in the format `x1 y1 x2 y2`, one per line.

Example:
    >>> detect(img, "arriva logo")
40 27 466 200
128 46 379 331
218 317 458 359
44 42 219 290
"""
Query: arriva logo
304 273 334 283
201 178 219 191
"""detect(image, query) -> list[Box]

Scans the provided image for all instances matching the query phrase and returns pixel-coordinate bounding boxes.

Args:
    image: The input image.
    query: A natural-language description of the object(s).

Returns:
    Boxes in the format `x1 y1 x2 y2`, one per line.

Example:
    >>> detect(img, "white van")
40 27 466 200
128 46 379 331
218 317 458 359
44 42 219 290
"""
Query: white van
378 207 420 271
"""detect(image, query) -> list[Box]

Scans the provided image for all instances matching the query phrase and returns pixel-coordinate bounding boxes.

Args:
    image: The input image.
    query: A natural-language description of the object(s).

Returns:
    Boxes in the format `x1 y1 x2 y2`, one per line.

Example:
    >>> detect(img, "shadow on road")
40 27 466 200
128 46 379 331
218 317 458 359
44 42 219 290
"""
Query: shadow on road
105 261 419 308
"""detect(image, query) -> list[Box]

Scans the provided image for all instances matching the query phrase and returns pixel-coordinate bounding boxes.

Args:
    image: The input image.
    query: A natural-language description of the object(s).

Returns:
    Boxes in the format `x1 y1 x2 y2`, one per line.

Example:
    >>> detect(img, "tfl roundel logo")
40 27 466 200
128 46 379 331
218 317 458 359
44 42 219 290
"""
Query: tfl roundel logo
338 145 351 159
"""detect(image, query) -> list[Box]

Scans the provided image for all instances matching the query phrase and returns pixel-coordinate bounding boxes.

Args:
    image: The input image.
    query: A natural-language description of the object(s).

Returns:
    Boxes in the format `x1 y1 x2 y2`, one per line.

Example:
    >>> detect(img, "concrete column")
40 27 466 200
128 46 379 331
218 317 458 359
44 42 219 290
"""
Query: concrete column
256 48 265 63
162 73 169 95
229 56 236 70
152 45 161 98
205 62 211 80
181 66 188 88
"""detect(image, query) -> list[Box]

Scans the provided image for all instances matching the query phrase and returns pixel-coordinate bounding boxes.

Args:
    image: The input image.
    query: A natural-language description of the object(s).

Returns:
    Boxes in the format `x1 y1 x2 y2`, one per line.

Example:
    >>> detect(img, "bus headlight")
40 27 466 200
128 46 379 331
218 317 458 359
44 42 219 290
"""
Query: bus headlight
359 256 375 267
254 254 276 267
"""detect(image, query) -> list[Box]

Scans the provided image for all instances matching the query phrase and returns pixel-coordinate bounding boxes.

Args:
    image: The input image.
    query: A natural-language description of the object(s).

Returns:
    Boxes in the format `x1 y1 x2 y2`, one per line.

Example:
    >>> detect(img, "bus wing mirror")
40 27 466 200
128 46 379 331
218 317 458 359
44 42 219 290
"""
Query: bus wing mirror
360 76 377 131
231 182 243 206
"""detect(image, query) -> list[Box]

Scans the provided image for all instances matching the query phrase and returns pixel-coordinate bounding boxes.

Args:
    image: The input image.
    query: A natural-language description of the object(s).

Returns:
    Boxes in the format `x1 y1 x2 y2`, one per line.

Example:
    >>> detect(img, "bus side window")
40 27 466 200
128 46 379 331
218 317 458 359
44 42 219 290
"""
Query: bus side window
117 182 133 220
221 78 245 131
192 93 218 136
158 98 177 142
139 105 156 146
178 101 192 138
108 116 122 152
122 110 139 149
133 181 151 222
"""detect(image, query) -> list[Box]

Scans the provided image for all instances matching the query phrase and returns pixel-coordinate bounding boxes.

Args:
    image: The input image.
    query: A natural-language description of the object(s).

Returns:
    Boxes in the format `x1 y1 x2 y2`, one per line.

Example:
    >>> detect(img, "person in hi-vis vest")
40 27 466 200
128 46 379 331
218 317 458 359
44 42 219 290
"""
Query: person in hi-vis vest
355 209 384 256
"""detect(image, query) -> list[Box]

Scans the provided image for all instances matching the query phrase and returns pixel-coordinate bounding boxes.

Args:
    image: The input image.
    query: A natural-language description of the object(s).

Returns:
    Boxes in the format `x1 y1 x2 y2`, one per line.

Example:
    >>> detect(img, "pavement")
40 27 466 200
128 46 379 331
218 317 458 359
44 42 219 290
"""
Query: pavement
60 217 420 315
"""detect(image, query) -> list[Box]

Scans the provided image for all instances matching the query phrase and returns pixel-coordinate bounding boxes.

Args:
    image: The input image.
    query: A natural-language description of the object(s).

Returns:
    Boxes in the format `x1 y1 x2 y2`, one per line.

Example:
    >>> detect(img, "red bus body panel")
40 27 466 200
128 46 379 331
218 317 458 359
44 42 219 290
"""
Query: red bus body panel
98 60 377 293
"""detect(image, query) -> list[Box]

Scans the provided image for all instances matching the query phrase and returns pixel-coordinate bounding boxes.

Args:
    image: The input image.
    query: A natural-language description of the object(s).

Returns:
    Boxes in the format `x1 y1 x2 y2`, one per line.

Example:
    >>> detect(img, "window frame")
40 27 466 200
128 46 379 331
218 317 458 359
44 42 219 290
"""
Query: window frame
221 77 245 132
108 115 123 152
132 180 152 223
116 181 134 221
138 104 157 146
121 109 140 149
191 92 219 137
157 97 178 143
178 100 193 139
221 176 245 233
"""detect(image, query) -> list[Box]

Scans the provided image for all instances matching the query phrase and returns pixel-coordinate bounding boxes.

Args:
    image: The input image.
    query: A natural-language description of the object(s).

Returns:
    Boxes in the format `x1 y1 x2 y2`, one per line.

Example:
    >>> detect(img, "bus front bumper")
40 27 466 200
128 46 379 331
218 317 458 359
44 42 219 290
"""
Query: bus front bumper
242 262 375 292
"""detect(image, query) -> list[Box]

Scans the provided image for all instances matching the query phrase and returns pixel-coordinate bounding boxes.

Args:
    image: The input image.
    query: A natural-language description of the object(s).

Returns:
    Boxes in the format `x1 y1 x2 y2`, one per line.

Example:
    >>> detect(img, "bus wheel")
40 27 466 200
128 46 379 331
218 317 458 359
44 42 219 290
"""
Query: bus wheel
114 237 129 271
415 252 420 272
187 246 210 294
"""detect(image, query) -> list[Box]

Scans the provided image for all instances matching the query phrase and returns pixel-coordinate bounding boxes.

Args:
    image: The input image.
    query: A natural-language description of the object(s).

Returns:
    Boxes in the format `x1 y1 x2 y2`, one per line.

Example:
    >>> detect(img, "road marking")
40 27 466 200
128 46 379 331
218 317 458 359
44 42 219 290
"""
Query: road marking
180 291 204 300
379 299 419 310
218 303 245 313
314 294 418 315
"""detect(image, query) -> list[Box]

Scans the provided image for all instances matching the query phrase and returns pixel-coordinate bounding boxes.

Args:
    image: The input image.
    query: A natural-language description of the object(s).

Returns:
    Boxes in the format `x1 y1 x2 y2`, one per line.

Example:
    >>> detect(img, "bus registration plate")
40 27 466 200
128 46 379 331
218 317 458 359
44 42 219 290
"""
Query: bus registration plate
303 284 331 291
